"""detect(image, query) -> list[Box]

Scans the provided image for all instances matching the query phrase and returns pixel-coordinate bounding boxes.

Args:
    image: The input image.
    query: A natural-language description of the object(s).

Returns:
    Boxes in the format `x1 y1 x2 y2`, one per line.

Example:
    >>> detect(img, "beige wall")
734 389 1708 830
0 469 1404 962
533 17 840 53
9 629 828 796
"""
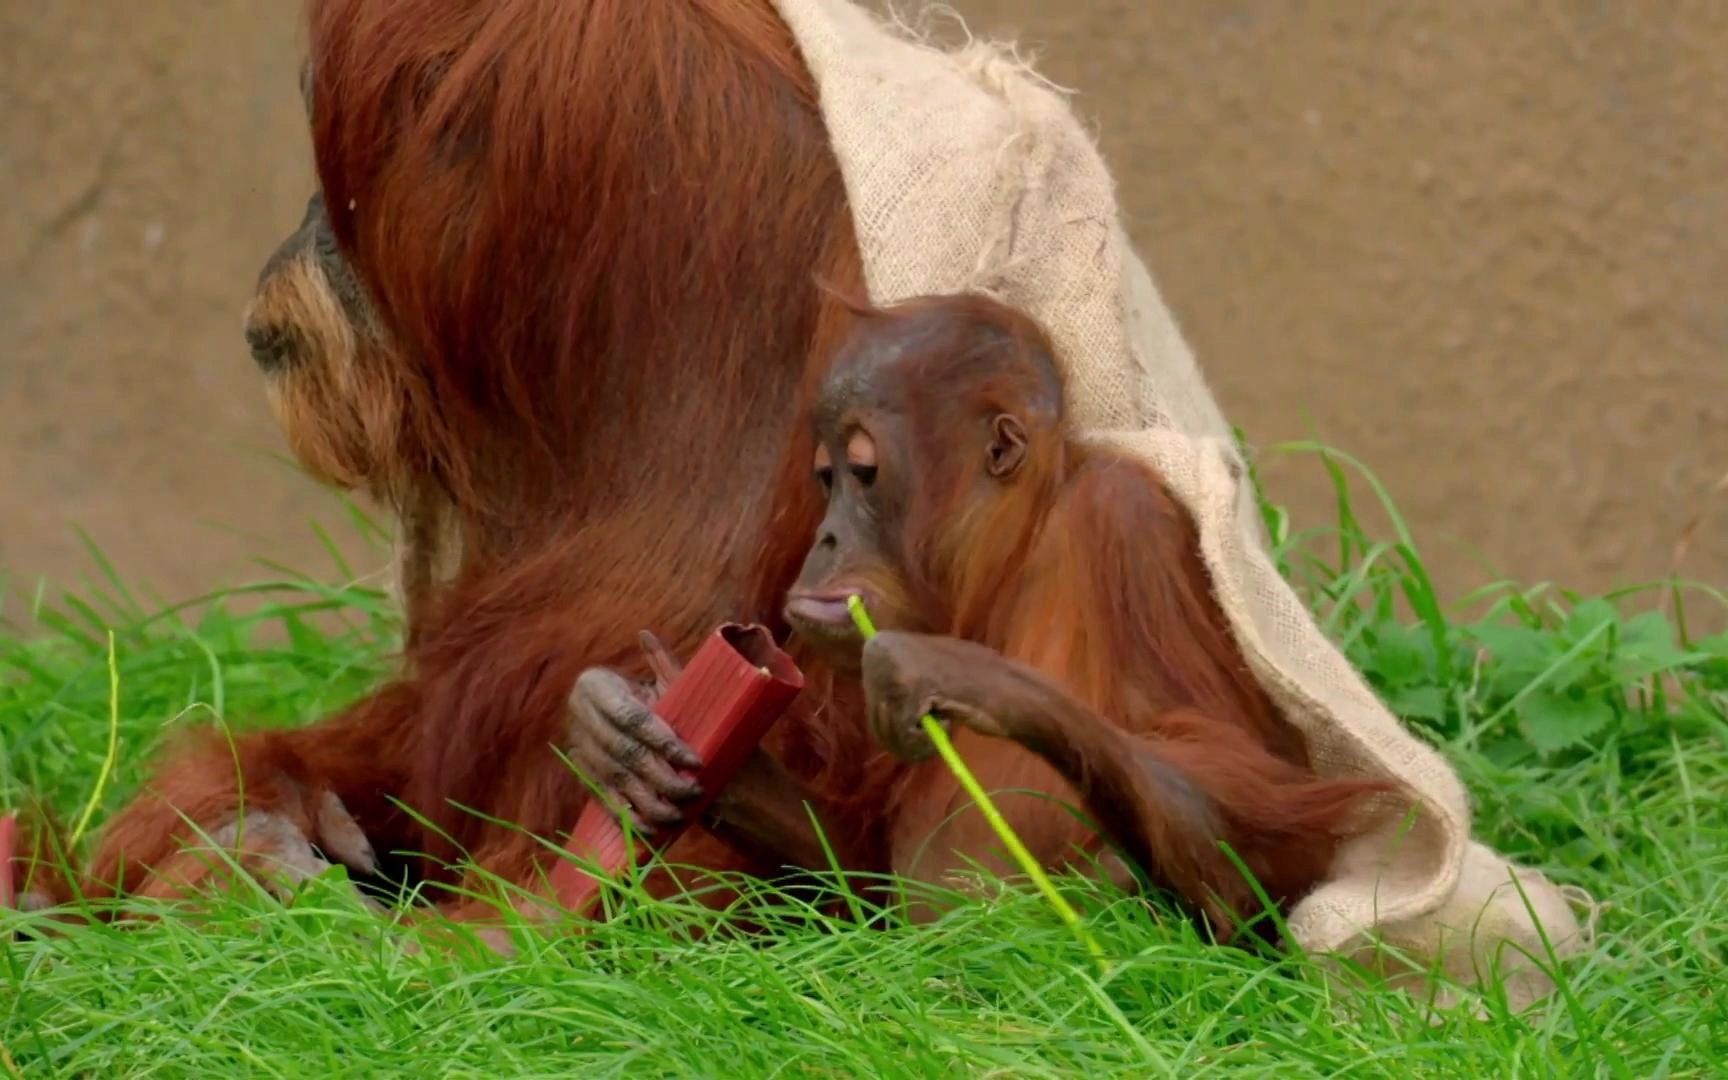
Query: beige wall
3 2 1724 613
0 3 355 608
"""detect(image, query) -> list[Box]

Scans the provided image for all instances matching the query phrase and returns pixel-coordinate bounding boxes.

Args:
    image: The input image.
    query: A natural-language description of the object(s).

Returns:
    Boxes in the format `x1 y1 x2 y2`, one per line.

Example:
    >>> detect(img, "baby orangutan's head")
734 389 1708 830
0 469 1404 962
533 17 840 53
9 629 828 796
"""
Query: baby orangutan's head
784 293 1069 665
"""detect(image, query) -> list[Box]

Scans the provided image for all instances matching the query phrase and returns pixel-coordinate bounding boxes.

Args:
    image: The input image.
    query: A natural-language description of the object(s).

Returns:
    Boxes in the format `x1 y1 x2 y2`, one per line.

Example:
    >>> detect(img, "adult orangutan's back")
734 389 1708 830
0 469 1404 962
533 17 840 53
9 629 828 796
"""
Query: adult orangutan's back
306 0 858 558
57 0 869 909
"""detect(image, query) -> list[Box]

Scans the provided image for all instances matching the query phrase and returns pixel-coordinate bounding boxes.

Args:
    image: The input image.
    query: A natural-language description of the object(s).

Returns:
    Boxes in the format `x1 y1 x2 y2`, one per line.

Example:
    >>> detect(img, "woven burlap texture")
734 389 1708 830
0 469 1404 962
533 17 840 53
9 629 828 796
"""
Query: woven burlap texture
773 0 1594 1008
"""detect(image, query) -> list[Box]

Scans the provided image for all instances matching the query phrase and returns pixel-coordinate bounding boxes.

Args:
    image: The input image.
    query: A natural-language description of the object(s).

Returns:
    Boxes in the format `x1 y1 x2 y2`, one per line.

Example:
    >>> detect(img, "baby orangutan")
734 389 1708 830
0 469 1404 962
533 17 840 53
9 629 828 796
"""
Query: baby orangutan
784 293 1394 938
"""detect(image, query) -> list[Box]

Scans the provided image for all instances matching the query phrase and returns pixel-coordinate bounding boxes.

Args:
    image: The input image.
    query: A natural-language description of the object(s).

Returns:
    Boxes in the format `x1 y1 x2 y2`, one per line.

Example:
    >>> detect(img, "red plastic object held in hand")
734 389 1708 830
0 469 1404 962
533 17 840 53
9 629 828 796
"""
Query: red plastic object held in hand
0 813 17 909
549 623 803 917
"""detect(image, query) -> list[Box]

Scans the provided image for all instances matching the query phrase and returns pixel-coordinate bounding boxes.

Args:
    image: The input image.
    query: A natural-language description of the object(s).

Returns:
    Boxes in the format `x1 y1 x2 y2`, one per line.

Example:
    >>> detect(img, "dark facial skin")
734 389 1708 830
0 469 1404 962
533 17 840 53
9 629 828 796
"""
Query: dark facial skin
245 59 375 375
782 343 1033 666
245 192 373 373
782 419 898 651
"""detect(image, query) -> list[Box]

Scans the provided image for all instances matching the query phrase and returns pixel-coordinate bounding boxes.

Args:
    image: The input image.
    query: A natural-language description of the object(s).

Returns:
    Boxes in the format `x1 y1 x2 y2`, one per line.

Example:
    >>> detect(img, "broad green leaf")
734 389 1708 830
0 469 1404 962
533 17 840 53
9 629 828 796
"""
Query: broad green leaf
1468 622 1556 677
1695 633 1728 659
1387 684 1448 722
1481 735 1536 768
1562 598 1618 644
1370 623 1428 686
1613 611 1696 673
1518 690 1616 755
1620 611 1674 652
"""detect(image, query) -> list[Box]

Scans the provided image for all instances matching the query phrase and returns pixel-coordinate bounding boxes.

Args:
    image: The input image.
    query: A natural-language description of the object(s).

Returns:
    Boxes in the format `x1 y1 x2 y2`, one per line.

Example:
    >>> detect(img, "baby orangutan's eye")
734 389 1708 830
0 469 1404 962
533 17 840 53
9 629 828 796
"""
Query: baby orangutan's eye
846 428 877 466
845 428 877 487
814 444 834 492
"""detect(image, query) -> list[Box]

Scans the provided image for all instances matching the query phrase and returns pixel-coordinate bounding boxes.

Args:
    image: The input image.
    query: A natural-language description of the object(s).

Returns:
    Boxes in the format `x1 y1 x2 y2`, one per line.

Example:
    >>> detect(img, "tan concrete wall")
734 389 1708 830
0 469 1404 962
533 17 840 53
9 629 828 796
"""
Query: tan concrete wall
3 2 1724 612
0 3 364 608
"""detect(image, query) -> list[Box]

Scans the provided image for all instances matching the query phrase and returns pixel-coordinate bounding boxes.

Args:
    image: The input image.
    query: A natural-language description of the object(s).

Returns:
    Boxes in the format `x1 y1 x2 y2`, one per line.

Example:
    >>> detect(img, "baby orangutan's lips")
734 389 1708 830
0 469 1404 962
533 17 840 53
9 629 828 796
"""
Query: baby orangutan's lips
784 589 864 630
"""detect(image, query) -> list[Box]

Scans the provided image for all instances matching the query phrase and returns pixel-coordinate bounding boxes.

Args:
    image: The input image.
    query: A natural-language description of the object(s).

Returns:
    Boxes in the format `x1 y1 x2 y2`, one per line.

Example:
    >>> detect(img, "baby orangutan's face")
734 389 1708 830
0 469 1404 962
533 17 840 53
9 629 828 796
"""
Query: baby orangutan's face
782 333 1036 668
785 421 912 665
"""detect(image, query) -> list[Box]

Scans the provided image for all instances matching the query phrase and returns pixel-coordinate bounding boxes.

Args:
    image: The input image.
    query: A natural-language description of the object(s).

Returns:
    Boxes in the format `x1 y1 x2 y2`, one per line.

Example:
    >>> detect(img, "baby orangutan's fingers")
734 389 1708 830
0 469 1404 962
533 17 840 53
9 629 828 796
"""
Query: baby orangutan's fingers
638 630 685 697
572 668 704 775
873 706 939 761
862 678 941 761
568 667 704 830
861 632 1027 760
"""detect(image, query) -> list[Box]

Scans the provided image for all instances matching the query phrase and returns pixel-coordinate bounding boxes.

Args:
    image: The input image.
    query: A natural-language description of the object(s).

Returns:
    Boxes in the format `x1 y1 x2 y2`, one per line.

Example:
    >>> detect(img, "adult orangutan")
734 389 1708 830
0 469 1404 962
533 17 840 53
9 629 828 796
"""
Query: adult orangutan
17 1 1368 934
53 0 883 914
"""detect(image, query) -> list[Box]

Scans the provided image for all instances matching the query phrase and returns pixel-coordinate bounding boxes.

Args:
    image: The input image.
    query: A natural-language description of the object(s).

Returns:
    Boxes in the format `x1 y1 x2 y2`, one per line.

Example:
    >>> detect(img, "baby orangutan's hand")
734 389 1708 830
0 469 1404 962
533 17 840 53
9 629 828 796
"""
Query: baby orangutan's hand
859 631 1012 759
565 632 705 835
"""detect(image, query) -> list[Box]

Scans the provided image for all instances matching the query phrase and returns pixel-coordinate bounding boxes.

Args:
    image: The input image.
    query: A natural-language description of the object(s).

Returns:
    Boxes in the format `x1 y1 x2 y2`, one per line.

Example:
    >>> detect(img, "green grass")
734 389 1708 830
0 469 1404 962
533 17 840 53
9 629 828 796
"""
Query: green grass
2 450 1725 1078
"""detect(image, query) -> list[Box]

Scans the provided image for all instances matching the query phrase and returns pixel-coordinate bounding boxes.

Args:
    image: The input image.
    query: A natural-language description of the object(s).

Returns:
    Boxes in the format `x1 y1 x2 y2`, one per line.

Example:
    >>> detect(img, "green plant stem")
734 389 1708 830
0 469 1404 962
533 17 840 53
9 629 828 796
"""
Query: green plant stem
67 630 121 851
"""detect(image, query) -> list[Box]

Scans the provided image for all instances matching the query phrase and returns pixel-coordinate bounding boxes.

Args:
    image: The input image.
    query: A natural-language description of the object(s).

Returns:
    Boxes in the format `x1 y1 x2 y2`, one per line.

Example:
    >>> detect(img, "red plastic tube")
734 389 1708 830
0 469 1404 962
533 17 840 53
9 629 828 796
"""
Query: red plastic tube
548 623 804 917
0 813 16 909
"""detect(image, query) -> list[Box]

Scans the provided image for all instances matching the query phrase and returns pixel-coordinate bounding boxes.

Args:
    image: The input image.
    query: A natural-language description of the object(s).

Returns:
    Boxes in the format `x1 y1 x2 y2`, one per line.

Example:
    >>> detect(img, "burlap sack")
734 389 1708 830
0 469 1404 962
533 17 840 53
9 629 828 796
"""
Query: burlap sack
773 0 1596 1010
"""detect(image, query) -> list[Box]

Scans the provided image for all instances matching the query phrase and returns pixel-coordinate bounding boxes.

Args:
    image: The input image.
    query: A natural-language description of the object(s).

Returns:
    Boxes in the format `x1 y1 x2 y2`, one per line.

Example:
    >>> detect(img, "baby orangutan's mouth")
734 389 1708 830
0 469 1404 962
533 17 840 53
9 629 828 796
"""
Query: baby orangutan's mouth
784 588 871 640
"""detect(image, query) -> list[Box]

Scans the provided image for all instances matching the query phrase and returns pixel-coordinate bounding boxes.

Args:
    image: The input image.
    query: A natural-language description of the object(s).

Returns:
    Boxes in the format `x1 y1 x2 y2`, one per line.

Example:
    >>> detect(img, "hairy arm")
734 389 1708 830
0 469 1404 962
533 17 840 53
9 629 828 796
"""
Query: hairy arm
77 684 418 907
860 630 1248 929
700 749 866 872
861 630 1390 936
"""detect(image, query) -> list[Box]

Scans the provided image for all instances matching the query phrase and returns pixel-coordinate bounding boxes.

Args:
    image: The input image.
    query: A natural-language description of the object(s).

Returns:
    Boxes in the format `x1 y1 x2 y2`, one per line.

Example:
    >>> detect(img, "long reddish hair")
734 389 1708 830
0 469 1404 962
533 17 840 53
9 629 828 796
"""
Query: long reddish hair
297 0 883 882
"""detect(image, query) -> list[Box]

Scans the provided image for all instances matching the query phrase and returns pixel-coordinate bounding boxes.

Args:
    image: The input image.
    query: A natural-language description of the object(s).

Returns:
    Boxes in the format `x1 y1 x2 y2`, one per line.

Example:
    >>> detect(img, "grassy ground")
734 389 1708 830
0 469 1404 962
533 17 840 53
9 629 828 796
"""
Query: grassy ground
1 448 1724 1077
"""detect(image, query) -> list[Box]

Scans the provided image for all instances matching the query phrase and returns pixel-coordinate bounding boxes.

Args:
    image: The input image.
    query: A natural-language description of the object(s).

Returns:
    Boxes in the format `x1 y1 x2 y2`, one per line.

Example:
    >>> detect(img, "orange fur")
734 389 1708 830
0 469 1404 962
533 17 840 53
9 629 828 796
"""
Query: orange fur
23 8 1375 945
808 295 1397 934
995 450 1392 920
39 0 898 917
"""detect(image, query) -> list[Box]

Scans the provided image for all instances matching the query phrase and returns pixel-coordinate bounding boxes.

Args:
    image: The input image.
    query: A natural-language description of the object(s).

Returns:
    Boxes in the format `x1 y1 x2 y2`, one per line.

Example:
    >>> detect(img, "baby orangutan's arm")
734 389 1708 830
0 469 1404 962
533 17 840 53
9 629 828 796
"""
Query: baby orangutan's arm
860 630 1245 926
861 630 1387 935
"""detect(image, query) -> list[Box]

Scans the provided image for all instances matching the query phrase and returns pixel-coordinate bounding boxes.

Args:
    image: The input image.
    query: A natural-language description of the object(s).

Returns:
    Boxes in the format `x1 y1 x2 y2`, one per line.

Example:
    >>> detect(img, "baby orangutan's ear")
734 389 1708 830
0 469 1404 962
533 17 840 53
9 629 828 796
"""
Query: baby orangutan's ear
985 413 1028 480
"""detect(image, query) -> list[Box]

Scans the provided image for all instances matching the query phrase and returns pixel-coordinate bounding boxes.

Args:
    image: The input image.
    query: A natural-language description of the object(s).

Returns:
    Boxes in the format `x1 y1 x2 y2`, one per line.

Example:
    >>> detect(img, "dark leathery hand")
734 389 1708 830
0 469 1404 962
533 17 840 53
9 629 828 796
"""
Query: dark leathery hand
860 632 952 760
568 662 703 834
862 632 1006 760
204 790 383 910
